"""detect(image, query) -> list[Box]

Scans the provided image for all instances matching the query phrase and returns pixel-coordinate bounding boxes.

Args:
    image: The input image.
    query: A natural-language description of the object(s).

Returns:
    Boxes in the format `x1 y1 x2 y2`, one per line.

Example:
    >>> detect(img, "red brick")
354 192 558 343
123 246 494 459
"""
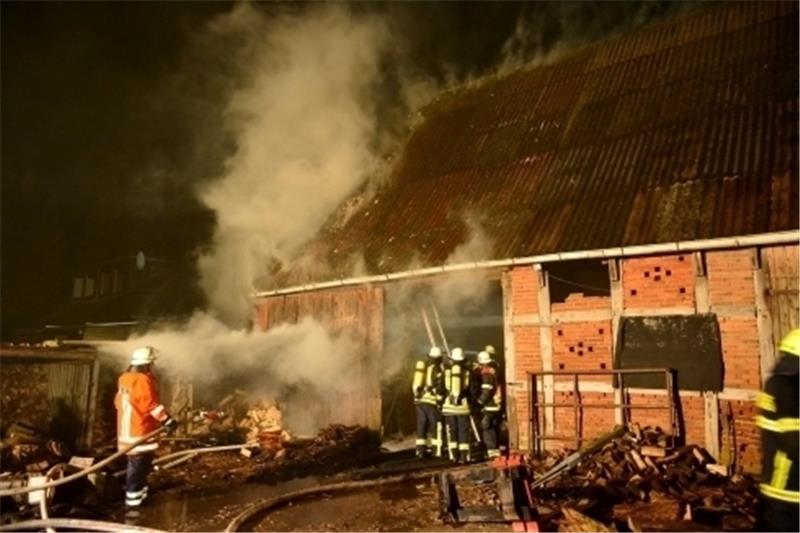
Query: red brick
706 250 755 307
622 254 695 309
511 267 539 315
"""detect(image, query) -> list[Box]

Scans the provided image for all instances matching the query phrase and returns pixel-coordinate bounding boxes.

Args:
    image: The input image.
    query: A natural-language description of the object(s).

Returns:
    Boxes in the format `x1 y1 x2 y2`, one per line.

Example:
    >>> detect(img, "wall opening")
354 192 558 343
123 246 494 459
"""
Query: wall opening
546 259 611 304
381 275 504 438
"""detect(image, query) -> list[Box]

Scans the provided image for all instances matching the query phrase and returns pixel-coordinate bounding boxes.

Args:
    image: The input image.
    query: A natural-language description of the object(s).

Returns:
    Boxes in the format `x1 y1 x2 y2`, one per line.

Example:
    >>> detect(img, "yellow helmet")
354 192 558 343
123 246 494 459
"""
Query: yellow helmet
778 329 800 357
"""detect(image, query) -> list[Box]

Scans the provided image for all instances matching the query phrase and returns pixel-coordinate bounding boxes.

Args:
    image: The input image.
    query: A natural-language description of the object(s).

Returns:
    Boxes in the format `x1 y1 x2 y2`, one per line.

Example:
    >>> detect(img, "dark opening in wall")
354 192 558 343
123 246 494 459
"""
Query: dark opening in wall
615 314 723 392
381 274 504 437
546 259 610 303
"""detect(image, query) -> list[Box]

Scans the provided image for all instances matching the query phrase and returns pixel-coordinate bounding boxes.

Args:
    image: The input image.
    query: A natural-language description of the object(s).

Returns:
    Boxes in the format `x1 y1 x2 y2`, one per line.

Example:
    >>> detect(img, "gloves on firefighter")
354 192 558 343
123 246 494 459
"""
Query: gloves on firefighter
163 417 178 434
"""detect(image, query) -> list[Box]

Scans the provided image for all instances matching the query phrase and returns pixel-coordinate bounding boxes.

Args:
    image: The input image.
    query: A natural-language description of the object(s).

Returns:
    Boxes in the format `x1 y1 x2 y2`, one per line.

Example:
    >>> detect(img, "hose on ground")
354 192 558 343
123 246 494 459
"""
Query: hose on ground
225 466 468 532
0 427 167 497
111 442 260 477
0 518 166 532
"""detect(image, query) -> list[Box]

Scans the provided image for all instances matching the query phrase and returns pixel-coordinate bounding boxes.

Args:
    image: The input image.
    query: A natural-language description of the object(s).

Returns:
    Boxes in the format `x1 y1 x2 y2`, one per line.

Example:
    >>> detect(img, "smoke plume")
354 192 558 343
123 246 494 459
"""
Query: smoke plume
197 4 392 327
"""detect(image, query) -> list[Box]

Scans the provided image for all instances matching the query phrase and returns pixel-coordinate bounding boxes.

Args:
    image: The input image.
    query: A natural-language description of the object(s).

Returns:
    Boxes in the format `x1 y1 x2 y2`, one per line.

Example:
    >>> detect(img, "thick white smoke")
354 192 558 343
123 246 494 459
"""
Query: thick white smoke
197 4 390 327
113 5 411 433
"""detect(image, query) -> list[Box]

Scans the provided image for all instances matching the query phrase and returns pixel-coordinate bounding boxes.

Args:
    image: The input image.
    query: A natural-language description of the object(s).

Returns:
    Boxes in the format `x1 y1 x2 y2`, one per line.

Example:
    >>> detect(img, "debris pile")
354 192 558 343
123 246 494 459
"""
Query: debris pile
0 422 68 474
533 425 759 531
188 392 292 452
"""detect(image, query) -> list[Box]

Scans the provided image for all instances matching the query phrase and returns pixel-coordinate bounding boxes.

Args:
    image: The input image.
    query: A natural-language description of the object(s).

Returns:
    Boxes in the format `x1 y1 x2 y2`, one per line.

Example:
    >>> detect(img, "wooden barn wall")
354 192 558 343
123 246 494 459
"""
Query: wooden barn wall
253 286 384 430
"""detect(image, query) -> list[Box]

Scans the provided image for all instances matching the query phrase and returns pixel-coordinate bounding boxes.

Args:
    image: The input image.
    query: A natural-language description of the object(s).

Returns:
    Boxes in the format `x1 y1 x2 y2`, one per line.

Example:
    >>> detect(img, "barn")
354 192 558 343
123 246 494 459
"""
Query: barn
252 1 798 472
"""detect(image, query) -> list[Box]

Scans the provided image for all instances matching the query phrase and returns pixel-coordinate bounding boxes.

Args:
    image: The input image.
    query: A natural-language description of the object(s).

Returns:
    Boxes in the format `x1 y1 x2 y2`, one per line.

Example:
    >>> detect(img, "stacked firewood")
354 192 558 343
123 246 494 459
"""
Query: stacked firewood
535 425 760 530
238 400 291 458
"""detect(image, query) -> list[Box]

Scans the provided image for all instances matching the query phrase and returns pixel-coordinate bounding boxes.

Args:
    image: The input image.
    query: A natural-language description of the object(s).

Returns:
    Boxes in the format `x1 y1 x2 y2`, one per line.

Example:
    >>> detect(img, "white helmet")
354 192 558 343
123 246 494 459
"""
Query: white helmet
477 350 492 365
131 346 158 366
485 345 496 356
428 346 442 358
451 347 464 361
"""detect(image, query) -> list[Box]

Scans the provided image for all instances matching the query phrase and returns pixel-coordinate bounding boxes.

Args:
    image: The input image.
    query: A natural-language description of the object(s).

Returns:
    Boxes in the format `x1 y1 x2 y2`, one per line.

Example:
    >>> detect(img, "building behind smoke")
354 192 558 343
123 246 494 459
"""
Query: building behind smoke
253 2 798 472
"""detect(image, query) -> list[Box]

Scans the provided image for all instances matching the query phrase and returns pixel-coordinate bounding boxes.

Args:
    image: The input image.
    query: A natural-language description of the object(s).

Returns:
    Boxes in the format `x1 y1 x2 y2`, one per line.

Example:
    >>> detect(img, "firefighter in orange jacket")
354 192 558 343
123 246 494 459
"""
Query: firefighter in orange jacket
115 346 177 507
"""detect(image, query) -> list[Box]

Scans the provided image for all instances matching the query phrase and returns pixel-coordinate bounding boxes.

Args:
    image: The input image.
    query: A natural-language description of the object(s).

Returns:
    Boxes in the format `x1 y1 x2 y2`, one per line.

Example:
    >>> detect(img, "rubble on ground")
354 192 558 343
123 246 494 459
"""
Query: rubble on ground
152 424 381 494
532 425 759 531
0 421 68 474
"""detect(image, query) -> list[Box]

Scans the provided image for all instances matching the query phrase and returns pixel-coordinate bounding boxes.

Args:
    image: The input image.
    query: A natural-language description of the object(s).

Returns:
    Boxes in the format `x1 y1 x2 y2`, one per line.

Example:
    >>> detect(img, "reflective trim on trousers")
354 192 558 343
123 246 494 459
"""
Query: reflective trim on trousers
415 438 427 447
756 415 800 433
458 443 470 451
760 483 800 503
126 486 148 499
487 449 501 458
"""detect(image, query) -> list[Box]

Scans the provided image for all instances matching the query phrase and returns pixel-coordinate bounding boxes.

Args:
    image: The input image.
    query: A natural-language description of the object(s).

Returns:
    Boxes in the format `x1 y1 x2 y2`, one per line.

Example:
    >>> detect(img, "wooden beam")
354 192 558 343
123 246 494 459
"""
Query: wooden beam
536 266 555 447
753 248 776 386
501 271 519 450
609 258 624 426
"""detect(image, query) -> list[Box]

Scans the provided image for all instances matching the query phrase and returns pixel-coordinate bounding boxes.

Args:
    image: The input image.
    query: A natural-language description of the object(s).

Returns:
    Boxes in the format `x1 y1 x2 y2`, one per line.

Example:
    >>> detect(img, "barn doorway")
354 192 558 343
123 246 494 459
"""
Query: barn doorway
380 273 505 439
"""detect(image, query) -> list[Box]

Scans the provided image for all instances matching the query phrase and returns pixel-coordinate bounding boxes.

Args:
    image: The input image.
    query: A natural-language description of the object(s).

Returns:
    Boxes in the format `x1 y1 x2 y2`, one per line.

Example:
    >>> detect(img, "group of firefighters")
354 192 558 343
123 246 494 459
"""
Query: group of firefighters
412 343 503 463
115 331 797 530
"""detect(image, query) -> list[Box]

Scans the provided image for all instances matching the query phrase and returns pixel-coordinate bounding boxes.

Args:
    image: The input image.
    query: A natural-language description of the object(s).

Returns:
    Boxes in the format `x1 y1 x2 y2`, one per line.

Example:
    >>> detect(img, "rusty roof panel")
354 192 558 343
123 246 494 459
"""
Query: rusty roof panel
281 2 799 285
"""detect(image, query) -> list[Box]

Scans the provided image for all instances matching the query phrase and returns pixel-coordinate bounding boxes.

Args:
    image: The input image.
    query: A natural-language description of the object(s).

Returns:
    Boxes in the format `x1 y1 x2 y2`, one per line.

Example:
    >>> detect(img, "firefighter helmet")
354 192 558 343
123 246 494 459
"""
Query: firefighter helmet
428 346 442 358
131 346 158 366
485 345 496 356
477 350 492 365
779 328 800 357
451 347 464 361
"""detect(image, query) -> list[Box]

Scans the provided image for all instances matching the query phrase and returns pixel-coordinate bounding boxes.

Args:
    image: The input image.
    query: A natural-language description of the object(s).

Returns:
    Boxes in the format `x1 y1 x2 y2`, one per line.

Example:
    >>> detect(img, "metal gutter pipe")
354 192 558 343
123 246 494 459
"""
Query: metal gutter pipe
252 230 799 298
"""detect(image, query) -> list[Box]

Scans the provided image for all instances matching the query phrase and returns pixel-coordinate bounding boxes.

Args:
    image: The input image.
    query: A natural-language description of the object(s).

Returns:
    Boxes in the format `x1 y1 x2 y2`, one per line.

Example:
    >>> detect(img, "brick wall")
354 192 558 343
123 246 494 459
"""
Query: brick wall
511 268 539 315
622 254 694 309
506 246 781 473
706 250 755 307
513 325 541 379
718 317 761 390
551 321 613 372
720 399 761 473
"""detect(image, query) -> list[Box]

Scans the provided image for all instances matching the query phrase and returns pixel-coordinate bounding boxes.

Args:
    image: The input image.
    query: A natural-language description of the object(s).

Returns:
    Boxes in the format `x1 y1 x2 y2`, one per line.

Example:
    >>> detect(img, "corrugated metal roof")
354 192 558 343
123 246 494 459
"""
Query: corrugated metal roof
289 2 799 285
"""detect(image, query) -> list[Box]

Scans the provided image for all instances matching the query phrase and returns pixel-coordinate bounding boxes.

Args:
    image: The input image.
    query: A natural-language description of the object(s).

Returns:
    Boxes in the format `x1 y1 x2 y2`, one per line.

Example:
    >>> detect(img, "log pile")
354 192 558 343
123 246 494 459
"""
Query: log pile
534 425 759 531
189 393 292 454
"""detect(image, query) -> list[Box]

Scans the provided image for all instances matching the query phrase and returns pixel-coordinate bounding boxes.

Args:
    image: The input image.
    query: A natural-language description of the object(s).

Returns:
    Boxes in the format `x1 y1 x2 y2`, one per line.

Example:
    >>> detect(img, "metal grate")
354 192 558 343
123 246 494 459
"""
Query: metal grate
528 368 678 455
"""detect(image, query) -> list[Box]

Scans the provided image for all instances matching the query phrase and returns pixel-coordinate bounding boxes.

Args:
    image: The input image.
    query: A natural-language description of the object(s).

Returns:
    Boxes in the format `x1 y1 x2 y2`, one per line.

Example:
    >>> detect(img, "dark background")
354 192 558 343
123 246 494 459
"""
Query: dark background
1 1 697 338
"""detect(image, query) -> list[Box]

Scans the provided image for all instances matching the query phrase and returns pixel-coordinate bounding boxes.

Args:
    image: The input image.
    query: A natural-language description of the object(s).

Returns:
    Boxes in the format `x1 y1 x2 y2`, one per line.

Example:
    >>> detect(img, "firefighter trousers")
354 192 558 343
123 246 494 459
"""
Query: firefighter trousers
125 452 154 507
415 403 443 457
445 414 471 462
481 411 501 458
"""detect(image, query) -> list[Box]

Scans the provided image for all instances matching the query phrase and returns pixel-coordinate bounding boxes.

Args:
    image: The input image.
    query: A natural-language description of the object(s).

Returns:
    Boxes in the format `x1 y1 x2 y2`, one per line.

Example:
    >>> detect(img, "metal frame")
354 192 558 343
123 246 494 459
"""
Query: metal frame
528 368 678 455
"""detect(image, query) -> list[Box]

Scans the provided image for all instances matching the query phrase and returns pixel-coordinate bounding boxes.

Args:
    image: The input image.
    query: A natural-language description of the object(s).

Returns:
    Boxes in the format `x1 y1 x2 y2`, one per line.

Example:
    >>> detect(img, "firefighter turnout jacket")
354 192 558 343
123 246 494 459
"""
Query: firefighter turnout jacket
757 330 800 506
115 370 169 454
412 358 446 406
478 363 502 412
442 362 471 415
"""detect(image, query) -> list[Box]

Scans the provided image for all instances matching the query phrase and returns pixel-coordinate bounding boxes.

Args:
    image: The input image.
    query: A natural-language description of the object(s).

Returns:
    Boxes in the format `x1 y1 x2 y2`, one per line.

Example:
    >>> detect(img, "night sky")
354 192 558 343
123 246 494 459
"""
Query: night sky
1 1 692 338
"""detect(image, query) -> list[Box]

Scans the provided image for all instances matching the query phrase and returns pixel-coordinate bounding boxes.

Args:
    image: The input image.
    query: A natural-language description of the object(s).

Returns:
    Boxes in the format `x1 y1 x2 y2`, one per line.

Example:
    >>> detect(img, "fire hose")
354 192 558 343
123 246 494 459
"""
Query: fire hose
0 518 165 532
225 466 472 532
110 442 260 478
0 426 167 497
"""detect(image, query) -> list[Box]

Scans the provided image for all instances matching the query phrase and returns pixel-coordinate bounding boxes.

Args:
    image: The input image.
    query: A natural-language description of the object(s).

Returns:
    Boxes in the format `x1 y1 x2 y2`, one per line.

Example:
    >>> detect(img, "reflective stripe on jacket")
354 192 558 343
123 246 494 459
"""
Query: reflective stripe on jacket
115 371 168 454
757 352 799 504
478 363 502 412
442 362 471 415
411 359 445 406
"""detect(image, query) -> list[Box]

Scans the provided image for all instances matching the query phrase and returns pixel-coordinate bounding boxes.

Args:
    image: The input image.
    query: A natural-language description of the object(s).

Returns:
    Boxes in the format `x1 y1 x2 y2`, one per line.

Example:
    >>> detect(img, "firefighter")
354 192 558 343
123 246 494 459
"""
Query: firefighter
442 347 472 463
756 328 799 531
115 346 177 508
412 346 446 458
476 349 503 459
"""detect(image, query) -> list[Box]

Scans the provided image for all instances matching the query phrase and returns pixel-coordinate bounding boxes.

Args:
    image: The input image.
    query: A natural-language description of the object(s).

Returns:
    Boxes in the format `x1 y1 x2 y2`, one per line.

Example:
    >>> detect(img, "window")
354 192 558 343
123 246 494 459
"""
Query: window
547 259 611 303
84 275 96 298
112 269 124 293
72 277 85 299
99 270 112 296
